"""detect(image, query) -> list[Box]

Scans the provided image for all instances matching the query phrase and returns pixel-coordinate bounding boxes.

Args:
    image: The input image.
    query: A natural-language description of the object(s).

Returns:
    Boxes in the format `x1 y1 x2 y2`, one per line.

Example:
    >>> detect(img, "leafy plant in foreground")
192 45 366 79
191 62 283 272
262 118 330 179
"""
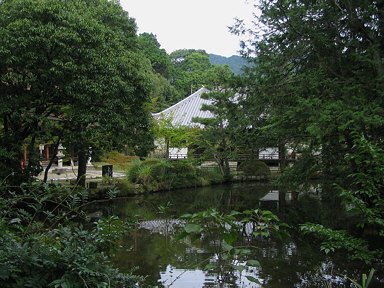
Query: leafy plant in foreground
0 182 144 287
299 223 377 264
179 208 289 285
348 268 375 288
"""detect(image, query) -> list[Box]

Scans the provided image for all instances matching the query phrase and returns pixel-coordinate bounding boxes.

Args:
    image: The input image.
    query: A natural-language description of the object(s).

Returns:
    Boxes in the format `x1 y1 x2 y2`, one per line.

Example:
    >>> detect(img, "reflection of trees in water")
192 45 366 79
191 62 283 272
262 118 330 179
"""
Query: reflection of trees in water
104 182 378 287
106 183 273 220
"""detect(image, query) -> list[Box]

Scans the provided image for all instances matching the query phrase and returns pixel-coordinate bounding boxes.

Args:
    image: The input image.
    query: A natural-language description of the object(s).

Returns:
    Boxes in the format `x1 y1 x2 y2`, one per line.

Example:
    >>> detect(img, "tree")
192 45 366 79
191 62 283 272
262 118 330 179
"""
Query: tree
138 32 174 78
233 0 384 184
178 52 212 73
152 112 192 159
169 49 209 68
0 0 154 186
192 66 239 181
137 33 181 112
169 50 212 98
149 73 181 112
232 0 384 265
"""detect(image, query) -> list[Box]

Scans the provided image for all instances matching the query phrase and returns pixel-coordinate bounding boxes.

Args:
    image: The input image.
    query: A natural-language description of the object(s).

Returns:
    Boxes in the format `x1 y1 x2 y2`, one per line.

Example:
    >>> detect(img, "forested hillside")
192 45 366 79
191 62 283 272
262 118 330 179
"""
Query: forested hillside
137 36 239 112
209 54 250 74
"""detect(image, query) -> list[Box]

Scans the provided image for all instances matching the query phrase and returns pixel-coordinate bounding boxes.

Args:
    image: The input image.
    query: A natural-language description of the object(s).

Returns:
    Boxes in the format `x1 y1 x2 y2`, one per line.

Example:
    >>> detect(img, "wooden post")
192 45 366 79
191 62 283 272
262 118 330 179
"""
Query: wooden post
45 145 49 161
23 146 27 164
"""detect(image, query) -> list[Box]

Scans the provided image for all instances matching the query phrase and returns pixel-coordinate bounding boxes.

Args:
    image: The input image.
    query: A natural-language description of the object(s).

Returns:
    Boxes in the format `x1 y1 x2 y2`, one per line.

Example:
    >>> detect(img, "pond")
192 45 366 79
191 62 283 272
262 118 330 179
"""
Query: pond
89 182 383 287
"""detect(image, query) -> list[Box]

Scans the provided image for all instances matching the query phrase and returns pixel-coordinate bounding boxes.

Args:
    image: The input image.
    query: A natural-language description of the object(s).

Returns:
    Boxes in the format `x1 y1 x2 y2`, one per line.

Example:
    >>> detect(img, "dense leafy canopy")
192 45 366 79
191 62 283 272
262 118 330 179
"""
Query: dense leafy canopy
234 0 384 182
136 42 246 111
138 32 174 78
0 0 154 185
138 33 181 112
230 0 384 265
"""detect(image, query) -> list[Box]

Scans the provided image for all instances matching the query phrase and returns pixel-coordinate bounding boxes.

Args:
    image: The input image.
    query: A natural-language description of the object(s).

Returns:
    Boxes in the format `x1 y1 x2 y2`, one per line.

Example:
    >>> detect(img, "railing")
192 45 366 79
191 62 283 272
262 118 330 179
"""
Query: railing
237 153 280 161
152 152 283 161
258 154 280 160
168 154 188 159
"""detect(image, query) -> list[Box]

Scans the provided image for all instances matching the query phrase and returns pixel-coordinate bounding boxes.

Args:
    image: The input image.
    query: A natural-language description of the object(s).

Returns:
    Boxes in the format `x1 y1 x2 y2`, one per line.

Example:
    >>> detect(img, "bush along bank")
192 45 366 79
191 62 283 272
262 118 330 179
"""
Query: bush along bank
107 158 272 196
125 158 224 193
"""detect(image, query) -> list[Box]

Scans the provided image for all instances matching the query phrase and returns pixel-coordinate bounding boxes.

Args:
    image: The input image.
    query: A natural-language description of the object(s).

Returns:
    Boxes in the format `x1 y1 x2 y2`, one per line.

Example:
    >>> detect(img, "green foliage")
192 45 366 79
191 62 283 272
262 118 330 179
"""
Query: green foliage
200 167 225 184
168 49 239 100
137 33 183 112
113 179 137 196
241 208 290 240
94 215 135 256
127 158 167 191
138 33 174 78
182 210 240 246
347 268 375 288
0 182 144 287
299 134 384 266
149 73 181 113
229 0 384 277
179 208 288 285
238 159 271 179
340 134 384 234
167 160 200 188
0 225 144 288
169 49 209 68
126 158 142 183
152 112 192 157
277 149 320 189
300 223 378 264
0 0 154 186
172 51 212 97
126 158 223 192
192 71 239 181
232 0 384 183
209 54 251 75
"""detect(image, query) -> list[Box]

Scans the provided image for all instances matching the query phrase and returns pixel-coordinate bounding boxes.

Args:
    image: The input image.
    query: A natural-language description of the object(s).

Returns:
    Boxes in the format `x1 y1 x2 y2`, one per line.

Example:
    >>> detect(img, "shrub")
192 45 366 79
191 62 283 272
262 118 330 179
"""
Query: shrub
126 159 205 191
0 183 144 287
168 160 199 188
200 167 225 184
126 158 240 191
126 158 142 183
114 179 137 196
238 159 271 179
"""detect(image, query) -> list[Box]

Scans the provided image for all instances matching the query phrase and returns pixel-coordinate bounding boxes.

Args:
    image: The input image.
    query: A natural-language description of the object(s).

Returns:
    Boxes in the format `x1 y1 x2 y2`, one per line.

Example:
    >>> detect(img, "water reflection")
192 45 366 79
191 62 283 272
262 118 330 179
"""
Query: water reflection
259 190 297 211
88 183 382 287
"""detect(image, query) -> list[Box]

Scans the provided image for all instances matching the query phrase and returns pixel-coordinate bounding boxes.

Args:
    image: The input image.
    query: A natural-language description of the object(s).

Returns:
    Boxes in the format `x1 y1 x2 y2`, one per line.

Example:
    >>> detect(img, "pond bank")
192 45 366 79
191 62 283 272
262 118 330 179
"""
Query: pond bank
37 161 280 200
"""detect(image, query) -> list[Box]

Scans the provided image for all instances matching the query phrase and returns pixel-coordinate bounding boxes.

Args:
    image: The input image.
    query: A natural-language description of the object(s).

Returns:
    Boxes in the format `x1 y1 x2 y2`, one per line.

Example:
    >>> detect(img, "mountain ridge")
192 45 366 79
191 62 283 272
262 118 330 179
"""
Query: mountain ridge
208 54 250 75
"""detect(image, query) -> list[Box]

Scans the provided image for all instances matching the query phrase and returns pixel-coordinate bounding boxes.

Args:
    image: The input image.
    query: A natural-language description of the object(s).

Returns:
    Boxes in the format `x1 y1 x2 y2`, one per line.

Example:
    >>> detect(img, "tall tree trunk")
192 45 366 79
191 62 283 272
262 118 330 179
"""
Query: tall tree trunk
77 149 88 187
25 134 39 182
223 157 231 182
43 138 60 183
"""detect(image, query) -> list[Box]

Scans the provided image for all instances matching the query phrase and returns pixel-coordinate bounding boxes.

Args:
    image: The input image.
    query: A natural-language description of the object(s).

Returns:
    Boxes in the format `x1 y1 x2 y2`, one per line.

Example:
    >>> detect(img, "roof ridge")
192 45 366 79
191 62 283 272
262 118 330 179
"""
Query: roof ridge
152 86 209 116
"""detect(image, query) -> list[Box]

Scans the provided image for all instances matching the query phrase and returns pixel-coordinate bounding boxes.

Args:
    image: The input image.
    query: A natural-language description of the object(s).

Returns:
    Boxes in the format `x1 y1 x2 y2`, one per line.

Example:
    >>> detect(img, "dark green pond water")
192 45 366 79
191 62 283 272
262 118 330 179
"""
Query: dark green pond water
89 182 383 287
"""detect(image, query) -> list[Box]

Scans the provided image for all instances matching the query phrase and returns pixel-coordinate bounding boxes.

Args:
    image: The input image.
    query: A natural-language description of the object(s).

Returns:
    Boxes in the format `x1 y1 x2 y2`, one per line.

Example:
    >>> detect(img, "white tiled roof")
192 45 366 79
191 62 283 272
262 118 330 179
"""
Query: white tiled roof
152 87 214 127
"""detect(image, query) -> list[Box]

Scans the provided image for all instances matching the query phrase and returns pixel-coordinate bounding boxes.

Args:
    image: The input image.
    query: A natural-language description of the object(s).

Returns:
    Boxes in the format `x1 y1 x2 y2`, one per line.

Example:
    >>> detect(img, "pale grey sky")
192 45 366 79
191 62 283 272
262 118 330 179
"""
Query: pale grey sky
119 0 255 57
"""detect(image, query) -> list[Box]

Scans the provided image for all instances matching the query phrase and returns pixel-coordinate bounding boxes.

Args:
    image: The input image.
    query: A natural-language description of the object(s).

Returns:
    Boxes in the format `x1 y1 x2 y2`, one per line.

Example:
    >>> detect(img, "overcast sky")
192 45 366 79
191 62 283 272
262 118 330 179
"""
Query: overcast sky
119 0 255 57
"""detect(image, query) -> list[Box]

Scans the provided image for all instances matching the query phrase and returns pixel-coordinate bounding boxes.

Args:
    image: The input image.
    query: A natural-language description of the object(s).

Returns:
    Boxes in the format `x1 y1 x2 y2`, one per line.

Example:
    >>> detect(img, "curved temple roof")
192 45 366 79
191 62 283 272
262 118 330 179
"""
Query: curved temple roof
152 87 214 127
